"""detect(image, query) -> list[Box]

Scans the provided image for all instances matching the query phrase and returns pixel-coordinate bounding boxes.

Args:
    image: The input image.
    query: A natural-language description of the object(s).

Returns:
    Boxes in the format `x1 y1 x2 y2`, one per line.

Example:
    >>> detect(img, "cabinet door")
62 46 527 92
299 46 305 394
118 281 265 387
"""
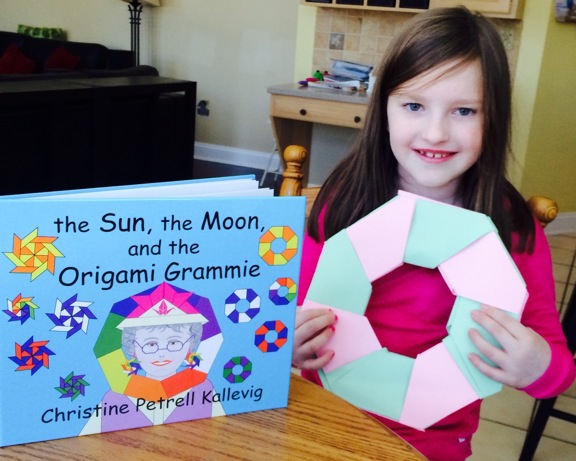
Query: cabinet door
428 0 523 18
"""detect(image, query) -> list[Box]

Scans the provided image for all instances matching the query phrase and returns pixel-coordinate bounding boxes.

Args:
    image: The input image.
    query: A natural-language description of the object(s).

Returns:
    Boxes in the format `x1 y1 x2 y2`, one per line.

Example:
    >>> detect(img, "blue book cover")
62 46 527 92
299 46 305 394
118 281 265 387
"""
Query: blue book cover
0 178 305 446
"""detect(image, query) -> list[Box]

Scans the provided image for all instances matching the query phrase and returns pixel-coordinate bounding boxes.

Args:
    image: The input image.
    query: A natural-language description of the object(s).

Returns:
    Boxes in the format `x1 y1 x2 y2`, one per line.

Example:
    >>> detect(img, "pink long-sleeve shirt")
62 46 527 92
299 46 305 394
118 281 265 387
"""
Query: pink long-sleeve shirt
298 216 575 461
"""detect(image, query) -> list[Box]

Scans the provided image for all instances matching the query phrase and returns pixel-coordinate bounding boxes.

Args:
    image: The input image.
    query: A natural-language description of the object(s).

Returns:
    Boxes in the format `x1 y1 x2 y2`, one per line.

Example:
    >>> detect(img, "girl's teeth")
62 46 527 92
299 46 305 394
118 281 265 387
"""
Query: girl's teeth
421 151 448 159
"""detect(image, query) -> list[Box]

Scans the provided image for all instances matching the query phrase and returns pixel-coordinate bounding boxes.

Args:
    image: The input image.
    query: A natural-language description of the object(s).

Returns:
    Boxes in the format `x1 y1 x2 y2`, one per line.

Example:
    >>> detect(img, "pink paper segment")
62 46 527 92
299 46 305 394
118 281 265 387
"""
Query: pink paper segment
346 194 416 282
300 300 382 373
439 232 528 315
400 342 480 430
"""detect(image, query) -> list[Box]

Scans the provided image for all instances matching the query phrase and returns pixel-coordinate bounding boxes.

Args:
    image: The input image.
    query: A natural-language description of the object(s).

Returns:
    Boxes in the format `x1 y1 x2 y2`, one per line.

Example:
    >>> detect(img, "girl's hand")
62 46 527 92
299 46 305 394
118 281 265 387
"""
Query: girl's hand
292 308 337 370
468 305 551 389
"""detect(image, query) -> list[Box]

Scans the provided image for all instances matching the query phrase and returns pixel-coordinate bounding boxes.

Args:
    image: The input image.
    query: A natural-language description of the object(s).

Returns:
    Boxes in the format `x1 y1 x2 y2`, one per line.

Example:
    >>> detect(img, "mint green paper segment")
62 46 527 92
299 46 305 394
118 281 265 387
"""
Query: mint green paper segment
403 200 496 269
444 297 519 398
319 348 414 421
305 229 372 315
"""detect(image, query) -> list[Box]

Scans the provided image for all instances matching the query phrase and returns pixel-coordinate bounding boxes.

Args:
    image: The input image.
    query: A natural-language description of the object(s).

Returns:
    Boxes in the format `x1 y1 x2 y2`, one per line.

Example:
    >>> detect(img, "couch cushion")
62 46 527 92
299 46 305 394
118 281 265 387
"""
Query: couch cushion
23 37 108 70
0 43 36 74
45 46 81 70
0 31 27 56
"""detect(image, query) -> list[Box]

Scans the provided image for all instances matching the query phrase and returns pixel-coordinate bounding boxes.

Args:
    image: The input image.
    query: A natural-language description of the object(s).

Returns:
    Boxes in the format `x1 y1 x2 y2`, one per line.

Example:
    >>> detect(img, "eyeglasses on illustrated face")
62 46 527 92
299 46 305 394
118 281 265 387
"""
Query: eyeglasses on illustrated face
134 336 192 354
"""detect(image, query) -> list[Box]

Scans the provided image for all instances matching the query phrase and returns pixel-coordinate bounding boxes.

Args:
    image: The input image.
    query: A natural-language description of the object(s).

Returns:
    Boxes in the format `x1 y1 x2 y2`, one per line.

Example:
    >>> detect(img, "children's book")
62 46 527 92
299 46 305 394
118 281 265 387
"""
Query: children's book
0 176 305 447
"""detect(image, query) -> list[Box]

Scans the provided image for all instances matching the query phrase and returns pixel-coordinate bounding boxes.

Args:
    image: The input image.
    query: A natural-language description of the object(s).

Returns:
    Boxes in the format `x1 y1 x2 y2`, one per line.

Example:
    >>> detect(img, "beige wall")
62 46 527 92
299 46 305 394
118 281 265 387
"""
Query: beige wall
0 0 301 156
1 0 574 211
518 1 576 212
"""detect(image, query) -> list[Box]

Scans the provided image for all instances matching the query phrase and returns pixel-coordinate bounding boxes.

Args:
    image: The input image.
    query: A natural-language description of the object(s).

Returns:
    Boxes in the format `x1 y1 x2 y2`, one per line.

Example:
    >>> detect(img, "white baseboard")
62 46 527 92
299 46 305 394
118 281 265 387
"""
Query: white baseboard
194 142 282 173
545 212 576 235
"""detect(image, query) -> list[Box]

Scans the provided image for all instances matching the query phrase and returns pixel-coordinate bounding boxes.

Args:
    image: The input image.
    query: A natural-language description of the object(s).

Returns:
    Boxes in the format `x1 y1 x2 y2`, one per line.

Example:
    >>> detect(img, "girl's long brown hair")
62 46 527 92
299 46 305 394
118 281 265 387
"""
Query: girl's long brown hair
308 6 534 253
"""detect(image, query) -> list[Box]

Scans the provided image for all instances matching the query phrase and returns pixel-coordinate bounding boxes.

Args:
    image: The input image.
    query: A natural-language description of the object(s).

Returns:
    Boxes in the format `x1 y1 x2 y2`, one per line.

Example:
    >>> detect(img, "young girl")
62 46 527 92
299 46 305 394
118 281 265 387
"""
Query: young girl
292 6 576 461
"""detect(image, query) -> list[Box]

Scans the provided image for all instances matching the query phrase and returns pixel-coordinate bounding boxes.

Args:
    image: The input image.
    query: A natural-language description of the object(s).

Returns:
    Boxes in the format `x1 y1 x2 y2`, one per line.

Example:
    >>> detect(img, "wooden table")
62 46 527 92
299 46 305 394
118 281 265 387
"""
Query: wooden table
1 374 426 461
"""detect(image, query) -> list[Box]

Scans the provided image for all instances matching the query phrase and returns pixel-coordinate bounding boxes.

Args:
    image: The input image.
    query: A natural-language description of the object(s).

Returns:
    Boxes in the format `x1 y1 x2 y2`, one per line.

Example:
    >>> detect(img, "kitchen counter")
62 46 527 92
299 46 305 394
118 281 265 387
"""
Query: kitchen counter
267 82 370 105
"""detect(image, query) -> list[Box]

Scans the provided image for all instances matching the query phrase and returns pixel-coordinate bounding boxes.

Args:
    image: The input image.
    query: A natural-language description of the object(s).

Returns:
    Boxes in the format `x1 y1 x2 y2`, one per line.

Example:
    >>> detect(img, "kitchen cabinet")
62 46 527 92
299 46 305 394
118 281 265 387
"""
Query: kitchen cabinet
428 0 523 19
301 0 524 19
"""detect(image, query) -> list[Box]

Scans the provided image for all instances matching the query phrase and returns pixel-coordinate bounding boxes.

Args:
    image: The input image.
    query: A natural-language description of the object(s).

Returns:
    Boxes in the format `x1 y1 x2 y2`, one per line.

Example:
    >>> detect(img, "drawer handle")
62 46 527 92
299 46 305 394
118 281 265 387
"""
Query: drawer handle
354 116 362 124
299 109 307 116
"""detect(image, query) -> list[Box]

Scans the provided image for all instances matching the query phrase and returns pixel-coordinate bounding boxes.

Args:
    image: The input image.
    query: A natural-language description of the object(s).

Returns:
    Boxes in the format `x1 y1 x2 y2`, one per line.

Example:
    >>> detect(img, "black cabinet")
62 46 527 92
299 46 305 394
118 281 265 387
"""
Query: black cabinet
0 76 196 195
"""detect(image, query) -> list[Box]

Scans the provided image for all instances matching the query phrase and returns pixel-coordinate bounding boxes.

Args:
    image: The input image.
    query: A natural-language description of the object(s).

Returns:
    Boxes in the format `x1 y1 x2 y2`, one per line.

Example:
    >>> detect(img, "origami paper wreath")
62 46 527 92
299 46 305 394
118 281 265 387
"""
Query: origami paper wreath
301 191 528 430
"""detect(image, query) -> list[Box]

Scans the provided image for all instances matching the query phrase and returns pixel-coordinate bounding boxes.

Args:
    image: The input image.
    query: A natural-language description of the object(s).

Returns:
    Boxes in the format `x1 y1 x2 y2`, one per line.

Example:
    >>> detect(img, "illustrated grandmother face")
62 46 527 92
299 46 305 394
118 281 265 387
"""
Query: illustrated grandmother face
122 322 203 381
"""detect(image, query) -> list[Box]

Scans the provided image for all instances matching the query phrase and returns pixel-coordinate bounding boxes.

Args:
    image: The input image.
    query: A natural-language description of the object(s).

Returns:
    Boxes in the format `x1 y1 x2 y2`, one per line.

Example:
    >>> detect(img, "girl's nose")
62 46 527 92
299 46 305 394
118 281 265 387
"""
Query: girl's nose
422 114 449 144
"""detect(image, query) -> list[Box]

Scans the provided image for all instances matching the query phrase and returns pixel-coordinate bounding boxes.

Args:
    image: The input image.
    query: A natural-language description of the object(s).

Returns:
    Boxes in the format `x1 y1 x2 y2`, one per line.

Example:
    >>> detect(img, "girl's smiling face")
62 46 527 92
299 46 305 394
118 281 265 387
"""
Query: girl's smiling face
387 59 484 205
134 327 191 380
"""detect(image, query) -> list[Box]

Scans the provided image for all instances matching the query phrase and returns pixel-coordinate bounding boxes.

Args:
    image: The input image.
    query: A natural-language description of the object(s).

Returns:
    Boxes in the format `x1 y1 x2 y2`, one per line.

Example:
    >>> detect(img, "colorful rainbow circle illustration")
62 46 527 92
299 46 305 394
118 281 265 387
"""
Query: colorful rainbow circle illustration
225 288 260 323
94 282 222 402
268 277 297 306
223 356 252 383
254 320 288 352
258 226 298 266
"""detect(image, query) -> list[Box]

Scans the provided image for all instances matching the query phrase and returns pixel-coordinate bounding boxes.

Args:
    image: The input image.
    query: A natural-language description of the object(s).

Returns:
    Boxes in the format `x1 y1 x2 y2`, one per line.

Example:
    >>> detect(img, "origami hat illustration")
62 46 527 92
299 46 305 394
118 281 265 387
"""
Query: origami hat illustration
116 299 208 329
116 281 209 329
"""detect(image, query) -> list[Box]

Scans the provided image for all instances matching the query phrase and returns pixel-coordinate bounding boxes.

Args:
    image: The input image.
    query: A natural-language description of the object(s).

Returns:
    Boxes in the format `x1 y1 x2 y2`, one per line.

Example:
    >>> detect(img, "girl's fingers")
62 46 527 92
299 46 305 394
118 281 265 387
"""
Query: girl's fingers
294 309 337 347
295 307 332 328
469 309 552 388
292 308 337 370
298 350 335 370
471 306 522 351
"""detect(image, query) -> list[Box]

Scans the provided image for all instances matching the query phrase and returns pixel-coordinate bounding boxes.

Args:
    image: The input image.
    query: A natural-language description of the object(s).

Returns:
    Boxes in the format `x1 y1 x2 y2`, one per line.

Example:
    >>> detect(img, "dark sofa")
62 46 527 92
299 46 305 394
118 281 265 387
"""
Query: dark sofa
0 30 153 80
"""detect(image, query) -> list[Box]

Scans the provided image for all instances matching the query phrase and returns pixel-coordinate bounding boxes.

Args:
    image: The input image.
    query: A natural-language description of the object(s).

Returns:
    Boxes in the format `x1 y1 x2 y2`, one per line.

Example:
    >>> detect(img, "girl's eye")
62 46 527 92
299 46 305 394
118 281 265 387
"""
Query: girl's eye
456 107 476 116
405 103 422 112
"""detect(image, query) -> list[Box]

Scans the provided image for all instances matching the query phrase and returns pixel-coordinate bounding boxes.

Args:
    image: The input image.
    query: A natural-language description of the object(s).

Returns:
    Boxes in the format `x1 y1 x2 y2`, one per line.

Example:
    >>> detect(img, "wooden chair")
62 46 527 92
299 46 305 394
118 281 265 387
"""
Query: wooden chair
279 144 559 228
279 145 322 220
279 144 569 461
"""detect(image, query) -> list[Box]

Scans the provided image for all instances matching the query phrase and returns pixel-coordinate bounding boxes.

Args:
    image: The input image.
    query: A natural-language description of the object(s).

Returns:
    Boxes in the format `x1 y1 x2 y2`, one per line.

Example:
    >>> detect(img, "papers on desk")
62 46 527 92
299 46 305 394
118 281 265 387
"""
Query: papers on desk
329 59 373 81
301 191 527 430
320 59 374 91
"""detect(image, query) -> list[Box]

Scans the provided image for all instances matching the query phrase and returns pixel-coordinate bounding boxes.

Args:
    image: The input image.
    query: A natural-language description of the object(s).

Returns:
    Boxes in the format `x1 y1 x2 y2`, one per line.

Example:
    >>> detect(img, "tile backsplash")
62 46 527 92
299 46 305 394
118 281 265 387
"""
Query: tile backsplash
312 8 522 78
